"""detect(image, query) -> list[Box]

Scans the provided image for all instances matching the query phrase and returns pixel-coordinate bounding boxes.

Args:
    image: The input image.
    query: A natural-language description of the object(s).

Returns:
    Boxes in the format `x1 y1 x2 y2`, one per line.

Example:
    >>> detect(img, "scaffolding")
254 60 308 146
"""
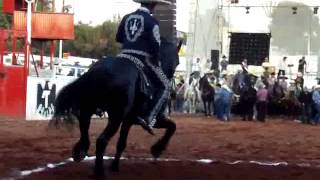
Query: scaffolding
185 0 197 80
186 0 221 80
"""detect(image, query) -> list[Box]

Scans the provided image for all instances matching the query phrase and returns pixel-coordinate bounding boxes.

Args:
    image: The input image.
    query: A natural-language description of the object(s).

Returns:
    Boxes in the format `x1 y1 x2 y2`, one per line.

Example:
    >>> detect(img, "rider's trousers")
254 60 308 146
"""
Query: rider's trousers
142 58 170 127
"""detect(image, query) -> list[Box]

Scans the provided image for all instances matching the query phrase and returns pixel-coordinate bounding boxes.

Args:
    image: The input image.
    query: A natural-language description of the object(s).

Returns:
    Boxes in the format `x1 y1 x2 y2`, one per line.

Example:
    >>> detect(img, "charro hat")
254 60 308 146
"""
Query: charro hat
133 0 172 5
249 71 259 77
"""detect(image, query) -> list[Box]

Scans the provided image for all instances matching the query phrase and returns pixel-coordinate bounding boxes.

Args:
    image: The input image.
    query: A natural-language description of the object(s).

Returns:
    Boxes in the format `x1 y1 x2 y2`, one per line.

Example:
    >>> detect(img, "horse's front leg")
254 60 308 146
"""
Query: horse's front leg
192 95 197 113
151 114 176 159
111 121 132 172
203 99 207 116
207 100 212 116
72 112 92 163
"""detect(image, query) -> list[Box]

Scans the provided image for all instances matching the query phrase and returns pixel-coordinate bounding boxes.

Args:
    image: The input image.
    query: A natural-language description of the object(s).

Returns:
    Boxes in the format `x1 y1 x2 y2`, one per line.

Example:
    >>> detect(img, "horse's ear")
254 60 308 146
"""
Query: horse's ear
177 40 183 53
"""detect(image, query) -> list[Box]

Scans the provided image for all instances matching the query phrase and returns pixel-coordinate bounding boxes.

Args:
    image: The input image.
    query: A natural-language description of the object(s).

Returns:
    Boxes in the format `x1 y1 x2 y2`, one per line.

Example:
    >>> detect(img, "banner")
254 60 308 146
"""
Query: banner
26 77 75 120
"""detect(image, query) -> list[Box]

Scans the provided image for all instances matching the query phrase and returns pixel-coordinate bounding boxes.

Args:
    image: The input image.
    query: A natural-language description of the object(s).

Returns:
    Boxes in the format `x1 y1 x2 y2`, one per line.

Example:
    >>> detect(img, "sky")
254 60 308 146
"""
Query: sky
72 0 190 32
70 0 320 33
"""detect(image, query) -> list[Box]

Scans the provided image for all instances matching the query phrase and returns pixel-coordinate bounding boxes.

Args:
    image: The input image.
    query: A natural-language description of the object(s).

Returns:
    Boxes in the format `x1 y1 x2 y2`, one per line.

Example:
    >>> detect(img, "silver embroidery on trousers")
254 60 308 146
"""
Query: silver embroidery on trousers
144 59 170 128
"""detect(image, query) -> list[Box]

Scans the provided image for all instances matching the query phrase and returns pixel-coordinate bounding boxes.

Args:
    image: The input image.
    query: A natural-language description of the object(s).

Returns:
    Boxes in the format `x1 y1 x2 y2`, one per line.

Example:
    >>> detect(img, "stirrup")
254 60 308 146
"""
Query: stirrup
137 117 155 136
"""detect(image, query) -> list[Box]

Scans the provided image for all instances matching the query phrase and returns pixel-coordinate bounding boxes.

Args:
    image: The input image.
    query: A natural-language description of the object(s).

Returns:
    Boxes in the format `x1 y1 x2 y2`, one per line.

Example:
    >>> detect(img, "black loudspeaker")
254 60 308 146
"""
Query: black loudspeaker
229 33 271 65
211 50 219 70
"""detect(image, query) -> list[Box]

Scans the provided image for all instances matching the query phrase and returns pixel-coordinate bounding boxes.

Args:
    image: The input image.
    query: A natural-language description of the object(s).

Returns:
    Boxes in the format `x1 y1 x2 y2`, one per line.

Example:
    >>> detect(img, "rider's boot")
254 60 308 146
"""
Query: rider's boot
137 116 155 136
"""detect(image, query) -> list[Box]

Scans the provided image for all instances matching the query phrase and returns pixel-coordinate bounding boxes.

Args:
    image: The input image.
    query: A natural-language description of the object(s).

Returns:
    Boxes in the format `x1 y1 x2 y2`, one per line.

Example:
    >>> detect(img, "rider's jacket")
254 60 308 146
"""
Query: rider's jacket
116 7 161 64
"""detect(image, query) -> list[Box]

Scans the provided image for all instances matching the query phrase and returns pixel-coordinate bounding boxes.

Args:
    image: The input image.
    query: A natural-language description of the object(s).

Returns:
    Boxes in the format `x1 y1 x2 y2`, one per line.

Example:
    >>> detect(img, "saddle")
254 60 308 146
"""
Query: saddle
117 53 152 99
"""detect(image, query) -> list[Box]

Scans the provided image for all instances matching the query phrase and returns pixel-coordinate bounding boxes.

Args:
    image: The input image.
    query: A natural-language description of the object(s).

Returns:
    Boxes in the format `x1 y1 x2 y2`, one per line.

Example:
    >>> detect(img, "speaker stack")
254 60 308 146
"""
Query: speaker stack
210 50 219 71
229 33 271 65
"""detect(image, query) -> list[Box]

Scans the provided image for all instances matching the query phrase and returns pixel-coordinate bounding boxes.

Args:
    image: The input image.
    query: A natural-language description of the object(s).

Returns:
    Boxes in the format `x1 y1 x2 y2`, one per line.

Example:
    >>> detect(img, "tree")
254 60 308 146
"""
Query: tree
270 1 320 55
63 19 121 59
0 0 12 29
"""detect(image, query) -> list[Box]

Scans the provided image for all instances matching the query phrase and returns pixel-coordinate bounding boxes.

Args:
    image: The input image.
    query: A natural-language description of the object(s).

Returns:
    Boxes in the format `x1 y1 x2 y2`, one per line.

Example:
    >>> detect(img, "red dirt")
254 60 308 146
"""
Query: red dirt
0 114 320 180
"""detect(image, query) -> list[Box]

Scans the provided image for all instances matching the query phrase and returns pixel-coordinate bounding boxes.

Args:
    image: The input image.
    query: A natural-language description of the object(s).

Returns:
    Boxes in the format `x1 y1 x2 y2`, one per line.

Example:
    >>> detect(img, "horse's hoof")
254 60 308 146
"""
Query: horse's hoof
151 145 162 159
72 150 87 163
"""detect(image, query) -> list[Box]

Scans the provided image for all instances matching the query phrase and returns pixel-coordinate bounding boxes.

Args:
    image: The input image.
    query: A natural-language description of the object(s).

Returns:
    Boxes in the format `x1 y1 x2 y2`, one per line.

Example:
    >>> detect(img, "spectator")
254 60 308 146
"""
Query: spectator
298 56 307 74
241 59 249 73
192 58 201 78
295 72 304 89
256 85 268 122
279 77 288 92
298 87 313 124
220 55 228 71
205 59 212 72
215 84 233 121
240 85 257 121
268 72 276 87
175 79 185 112
255 75 265 90
262 57 270 78
312 85 320 125
278 56 287 78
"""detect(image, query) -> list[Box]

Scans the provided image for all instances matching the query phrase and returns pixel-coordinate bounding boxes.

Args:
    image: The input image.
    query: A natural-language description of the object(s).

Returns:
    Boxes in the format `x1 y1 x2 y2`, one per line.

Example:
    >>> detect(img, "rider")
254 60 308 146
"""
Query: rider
116 0 172 135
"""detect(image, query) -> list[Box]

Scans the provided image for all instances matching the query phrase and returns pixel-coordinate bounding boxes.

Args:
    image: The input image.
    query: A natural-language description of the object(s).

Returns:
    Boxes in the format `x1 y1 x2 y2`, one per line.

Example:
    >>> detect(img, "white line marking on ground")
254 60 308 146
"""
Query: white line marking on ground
7 156 315 179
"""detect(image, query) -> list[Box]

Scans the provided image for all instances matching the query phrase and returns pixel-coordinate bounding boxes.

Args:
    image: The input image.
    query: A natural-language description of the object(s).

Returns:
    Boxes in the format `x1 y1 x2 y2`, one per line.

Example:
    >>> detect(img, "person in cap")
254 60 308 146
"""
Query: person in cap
295 72 304 90
116 0 172 134
256 84 268 122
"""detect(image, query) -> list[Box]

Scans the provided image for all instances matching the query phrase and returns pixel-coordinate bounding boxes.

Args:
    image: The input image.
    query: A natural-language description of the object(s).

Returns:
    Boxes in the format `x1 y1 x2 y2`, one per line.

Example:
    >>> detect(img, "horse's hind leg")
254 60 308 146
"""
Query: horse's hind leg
203 100 207 116
208 100 212 116
151 114 176 159
72 112 92 162
95 120 121 179
111 121 132 172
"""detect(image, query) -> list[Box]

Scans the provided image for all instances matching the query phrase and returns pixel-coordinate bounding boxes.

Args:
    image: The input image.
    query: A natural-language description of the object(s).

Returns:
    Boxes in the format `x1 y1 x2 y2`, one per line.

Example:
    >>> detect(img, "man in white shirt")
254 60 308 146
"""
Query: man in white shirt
278 56 287 78
192 57 201 78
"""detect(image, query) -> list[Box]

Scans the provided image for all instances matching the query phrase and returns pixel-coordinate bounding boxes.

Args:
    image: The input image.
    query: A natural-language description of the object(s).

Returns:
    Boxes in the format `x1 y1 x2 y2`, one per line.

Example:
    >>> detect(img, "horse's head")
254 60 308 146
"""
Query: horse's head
159 38 181 80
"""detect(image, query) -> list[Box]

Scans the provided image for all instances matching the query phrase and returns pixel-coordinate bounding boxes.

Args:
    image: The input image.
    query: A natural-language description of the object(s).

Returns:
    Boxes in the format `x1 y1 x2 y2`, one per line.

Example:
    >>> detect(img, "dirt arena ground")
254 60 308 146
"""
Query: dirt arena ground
1 114 320 180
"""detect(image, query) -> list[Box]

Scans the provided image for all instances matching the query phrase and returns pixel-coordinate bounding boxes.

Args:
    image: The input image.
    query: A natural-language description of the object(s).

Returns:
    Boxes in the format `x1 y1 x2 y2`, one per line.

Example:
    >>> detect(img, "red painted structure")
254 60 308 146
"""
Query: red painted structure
1 0 75 119
3 0 26 14
0 29 27 118
14 11 74 40
0 66 27 118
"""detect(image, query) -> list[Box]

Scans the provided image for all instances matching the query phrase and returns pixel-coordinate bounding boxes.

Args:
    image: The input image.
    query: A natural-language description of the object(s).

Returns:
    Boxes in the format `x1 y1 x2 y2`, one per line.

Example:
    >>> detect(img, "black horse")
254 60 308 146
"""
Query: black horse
53 39 182 179
232 72 257 115
199 75 215 116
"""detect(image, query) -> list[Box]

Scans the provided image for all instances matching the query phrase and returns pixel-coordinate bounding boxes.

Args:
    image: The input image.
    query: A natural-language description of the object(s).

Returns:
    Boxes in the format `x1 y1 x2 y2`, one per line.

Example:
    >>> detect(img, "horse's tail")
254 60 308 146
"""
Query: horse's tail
52 74 87 125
